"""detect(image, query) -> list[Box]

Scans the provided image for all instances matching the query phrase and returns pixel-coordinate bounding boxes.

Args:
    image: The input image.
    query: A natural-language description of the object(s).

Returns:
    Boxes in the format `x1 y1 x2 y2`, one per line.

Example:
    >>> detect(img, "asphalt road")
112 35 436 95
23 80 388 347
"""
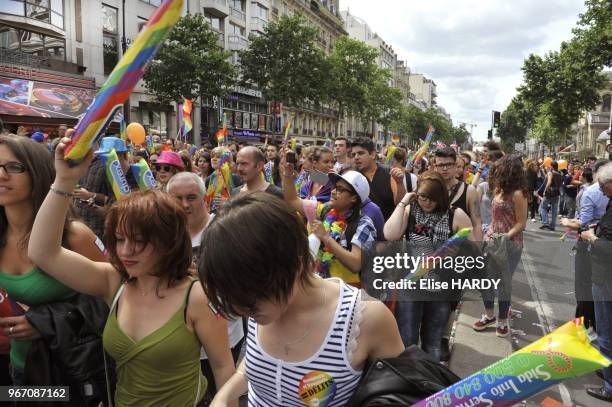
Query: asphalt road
449 219 608 407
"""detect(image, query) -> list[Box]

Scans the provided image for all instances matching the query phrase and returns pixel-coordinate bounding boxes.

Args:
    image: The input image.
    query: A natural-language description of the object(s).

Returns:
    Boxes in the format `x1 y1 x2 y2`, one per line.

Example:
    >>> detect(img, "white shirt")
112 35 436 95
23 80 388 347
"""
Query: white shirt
192 215 245 359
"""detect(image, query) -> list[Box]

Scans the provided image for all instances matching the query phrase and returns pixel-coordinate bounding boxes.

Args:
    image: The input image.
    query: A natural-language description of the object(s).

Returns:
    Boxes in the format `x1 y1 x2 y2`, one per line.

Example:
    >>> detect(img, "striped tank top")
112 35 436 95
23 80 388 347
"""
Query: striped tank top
246 281 362 406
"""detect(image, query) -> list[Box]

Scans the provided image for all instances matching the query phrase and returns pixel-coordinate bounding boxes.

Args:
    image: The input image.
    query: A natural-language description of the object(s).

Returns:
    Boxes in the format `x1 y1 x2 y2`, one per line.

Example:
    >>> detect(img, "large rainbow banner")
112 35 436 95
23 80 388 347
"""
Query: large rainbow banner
64 0 184 163
412 318 610 407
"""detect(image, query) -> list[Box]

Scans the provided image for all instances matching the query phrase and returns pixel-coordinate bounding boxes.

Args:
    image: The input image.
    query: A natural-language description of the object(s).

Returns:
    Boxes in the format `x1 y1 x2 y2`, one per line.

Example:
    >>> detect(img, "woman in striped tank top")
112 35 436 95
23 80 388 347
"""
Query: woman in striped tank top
199 193 404 406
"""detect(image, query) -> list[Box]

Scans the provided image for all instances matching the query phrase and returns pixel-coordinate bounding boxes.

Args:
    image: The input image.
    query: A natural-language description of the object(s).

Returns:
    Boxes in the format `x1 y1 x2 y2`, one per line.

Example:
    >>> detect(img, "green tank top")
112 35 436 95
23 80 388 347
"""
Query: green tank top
0 266 75 370
103 280 206 406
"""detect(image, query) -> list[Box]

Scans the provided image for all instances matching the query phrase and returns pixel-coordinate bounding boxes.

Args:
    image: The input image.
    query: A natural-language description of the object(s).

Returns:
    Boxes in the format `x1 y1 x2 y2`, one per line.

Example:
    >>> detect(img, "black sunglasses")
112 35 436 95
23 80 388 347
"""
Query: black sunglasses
154 165 175 172
0 162 27 174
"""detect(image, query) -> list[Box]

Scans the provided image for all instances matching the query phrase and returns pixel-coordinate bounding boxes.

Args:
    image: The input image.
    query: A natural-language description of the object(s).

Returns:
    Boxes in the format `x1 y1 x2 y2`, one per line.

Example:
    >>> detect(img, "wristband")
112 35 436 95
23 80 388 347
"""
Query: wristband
50 184 74 198
398 202 406 208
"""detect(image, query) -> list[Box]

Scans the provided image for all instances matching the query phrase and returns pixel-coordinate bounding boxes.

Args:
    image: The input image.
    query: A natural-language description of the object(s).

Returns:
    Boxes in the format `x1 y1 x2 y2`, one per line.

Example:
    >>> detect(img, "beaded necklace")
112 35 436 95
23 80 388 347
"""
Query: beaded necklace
316 208 346 278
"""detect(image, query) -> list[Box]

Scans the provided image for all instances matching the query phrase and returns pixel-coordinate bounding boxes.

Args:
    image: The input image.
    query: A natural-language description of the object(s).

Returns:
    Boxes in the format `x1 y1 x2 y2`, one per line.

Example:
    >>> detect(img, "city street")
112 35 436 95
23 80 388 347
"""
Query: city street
450 218 608 407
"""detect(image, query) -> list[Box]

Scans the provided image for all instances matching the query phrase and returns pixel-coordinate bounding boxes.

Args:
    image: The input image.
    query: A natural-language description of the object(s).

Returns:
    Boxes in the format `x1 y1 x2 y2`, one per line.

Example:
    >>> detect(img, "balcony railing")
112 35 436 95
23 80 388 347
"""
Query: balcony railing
230 7 246 22
251 16 267 32
0 48 51 69
228 34 248 50
203 0 229 16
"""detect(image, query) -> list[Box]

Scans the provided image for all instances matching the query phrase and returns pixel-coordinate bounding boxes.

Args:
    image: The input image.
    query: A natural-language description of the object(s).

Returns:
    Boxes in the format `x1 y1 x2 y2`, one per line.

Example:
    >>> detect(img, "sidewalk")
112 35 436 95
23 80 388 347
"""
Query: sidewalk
448 290 512 377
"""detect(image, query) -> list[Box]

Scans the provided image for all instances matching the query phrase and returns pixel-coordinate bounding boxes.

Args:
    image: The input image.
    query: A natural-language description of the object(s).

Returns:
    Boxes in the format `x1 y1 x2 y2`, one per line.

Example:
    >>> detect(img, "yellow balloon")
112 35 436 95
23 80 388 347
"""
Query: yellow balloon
127 122 146 145
557 159 568 171
543 157 552 168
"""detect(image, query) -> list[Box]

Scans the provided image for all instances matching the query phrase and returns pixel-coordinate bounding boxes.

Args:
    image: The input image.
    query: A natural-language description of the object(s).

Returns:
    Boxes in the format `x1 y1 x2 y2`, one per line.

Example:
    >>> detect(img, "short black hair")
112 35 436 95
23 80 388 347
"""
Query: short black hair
551 161 559 171
352 137 375 154
199 193 314 318
434 147 457 162
484 140 501 151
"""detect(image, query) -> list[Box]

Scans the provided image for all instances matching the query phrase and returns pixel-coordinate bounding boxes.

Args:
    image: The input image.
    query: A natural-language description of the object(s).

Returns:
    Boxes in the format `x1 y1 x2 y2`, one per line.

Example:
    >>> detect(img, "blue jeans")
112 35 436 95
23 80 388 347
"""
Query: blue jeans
593 282 612 393
540 195 559 230
395 300 451 361
483 245 523 319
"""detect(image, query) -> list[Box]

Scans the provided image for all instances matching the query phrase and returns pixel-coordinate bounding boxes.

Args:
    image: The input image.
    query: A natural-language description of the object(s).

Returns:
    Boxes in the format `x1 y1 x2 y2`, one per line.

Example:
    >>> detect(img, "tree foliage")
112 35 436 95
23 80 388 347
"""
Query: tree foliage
501 0 610 151
239 13 328 106
143 14 236 104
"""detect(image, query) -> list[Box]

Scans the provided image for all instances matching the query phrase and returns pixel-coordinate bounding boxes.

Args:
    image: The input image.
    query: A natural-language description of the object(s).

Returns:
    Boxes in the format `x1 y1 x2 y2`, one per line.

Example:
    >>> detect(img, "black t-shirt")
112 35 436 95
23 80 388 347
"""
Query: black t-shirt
563 175 578 198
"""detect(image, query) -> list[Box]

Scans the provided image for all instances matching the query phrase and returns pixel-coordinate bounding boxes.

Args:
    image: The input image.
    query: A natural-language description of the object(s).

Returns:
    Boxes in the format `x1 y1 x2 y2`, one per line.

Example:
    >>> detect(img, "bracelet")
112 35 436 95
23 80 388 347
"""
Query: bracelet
398 202 407 208
50 184 74 198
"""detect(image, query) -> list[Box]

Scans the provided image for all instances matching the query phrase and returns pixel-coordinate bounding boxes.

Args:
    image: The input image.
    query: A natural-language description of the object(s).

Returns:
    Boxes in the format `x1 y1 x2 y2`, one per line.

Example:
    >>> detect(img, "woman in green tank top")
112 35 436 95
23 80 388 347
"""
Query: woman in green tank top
0 135 105 383
29 137 237 406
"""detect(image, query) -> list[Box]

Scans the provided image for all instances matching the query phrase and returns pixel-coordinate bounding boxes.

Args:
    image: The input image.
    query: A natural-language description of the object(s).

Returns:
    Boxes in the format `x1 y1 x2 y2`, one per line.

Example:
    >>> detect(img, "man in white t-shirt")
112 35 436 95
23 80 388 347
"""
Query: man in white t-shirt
333 137 352 174
167 172 244 401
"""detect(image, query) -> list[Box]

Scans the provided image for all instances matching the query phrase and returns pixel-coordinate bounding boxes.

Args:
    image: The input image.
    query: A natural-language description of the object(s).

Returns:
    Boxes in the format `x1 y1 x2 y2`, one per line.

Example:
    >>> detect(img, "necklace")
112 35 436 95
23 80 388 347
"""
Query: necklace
282 285 327 356
135 282 155 297
317 208 346 278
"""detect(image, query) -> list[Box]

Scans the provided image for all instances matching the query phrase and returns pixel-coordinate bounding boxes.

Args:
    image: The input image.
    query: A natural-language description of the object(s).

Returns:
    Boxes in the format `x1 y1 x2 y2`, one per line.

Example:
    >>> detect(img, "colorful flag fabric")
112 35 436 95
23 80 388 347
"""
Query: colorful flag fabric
64 0 184 163
435 141 447 149
283 122 292 142
206 152 233 212
182 98 192 135
391 135 400 146
216 112 228 146
385 146 398 165
177 102 183 138
120 118 127 142
406 126 435 170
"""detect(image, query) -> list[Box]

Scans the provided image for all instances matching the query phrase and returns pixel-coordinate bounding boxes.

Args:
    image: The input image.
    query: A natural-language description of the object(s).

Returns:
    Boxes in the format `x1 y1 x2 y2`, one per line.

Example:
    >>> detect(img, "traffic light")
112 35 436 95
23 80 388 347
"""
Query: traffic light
487 129 493 139
493 111 501 128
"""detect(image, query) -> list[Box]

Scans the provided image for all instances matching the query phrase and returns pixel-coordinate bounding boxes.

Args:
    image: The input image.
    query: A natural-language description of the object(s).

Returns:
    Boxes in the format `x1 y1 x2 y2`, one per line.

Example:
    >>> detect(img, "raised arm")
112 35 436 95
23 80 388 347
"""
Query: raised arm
384 193 414 241
280 149 305 215
28 137 120 303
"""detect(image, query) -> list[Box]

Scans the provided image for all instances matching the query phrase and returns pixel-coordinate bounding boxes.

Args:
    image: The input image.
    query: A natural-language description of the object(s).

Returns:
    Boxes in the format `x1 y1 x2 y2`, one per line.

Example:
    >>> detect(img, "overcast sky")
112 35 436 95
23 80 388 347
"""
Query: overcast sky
339 0 586 141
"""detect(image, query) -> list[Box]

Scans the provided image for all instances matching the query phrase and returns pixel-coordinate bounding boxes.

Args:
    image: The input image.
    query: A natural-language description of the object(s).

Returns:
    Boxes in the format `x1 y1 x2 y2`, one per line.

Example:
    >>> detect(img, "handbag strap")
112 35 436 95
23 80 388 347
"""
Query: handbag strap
103 283 125 407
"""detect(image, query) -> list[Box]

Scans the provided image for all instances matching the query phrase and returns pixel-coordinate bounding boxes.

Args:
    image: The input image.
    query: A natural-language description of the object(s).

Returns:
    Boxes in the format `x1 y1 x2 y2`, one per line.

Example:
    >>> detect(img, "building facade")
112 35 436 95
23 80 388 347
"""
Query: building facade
408 73 437 109
573 71 612 158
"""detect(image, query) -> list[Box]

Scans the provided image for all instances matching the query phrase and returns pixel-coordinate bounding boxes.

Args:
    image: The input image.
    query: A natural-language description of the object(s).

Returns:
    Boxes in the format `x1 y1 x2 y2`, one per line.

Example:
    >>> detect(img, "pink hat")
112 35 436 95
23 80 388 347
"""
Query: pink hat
154 151 185 171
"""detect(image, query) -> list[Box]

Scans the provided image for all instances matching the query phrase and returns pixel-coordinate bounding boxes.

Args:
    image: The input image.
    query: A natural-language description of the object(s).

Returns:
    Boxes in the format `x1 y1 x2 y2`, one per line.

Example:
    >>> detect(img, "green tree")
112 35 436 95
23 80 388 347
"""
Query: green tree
239 13 328 107
361 68 402 137
143 14 236 105
327 37 381 134
571 0 612 68
497 98 529 151
532 103 564 150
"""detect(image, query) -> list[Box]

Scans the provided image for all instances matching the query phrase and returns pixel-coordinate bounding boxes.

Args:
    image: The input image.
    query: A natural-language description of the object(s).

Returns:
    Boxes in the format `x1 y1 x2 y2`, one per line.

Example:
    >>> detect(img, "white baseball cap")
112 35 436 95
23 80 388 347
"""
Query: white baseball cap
328 170 370 203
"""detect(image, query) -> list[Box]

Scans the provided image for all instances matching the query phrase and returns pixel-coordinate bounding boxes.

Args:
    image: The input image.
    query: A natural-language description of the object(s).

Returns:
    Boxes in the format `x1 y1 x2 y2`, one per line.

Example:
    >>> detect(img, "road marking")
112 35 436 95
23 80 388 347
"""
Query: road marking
522 247 573 407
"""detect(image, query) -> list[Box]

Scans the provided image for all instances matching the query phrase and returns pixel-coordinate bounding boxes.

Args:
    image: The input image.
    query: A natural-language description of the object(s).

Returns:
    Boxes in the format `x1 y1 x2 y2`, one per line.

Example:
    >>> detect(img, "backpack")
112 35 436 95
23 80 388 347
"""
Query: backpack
346 345 461 406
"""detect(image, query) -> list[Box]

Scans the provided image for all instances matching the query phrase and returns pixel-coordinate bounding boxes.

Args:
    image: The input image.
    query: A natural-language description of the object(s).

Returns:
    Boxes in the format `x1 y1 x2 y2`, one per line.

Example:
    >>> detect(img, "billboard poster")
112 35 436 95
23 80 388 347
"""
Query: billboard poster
242 112 250 129
251 113 258 130
0 77 96 119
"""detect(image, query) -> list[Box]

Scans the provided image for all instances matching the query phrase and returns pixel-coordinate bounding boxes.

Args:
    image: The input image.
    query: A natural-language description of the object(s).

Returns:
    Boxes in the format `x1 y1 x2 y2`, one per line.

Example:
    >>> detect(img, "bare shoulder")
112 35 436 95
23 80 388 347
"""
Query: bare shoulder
360 298 396 335
512 190 527 202
187 280 212 319
67 220 106 261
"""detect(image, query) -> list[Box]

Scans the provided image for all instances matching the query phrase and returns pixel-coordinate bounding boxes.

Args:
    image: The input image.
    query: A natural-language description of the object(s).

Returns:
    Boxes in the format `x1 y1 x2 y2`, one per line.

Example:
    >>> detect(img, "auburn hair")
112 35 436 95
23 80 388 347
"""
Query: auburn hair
104 189 192 294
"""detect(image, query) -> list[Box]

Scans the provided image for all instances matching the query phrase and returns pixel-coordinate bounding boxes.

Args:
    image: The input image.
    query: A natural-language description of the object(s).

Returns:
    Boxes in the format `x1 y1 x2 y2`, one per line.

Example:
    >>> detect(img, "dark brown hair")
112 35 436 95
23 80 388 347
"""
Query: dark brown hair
198 192 314 318
417 171 450 213
104 189 192 293
0 134 60 249
492 155 528 197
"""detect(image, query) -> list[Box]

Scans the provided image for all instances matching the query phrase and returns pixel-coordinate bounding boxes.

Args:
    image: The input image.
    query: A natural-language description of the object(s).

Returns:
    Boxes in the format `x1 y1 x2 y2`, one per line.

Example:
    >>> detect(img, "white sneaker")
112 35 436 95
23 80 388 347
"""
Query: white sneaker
531 218 536 222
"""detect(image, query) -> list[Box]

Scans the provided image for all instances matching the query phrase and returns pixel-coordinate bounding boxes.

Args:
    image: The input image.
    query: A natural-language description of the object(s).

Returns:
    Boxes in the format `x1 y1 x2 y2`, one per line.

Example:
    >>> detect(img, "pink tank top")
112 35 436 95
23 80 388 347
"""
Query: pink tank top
486 196 523 246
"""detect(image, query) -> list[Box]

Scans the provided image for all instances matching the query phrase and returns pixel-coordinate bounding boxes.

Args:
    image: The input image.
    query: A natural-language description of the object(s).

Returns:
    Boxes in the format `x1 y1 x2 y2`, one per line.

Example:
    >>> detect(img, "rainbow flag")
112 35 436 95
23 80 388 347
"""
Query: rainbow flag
120 118 126 142
177 102 183 137
391 134 400 146
385 146 398 165
405 126 434 170
182 98 193 135
64 0 184 163
216 112 228 146
206 152 233 212
283 121 292 142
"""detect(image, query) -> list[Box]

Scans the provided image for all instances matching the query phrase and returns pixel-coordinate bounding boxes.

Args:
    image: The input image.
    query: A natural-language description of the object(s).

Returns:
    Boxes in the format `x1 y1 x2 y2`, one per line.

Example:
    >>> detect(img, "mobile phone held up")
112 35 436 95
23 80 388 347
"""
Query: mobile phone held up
286 151 297 170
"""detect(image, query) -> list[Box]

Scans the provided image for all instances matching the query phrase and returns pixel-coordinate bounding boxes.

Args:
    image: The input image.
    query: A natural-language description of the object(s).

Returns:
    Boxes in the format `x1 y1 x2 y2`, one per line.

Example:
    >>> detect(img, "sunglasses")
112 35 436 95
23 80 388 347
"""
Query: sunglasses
154 165 175 172
0 162 27 174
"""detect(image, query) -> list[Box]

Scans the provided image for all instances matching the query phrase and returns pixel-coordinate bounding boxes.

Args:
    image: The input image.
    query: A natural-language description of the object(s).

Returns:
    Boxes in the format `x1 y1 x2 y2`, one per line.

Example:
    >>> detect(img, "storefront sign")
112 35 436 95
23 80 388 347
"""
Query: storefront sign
233 130 260 137
231 85 262 98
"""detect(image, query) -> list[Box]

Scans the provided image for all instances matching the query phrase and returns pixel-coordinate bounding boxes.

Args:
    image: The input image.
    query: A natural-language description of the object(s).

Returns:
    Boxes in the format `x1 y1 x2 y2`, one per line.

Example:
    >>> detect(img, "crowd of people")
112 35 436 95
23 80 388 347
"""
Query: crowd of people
0 122 610 405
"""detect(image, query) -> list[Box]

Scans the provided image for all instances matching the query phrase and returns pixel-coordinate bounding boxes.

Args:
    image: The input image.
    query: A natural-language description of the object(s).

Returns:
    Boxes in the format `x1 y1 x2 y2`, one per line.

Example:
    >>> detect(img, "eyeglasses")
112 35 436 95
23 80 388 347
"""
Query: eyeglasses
154 165 175 172
416 193 433 203
333 185 353 194
0 162 27 174
435 162 456 169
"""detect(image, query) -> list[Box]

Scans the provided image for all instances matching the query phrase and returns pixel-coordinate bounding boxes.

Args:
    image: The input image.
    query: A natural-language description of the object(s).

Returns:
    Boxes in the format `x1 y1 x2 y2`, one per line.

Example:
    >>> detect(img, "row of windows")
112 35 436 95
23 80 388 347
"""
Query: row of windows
0 26 65 60
0 0 64 29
